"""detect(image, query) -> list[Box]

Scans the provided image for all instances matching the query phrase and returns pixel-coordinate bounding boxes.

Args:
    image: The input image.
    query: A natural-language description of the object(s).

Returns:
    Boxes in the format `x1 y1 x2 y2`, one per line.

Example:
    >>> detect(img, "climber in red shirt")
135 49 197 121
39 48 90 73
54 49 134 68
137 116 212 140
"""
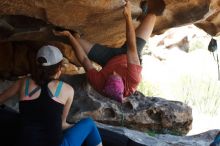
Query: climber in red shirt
54 0 165 103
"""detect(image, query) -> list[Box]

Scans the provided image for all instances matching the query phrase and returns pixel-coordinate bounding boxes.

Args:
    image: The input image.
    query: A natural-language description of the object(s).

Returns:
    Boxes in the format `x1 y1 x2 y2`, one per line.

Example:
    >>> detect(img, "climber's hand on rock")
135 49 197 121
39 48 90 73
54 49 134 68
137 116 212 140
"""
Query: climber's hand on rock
53 30 72 38
123 0 132 19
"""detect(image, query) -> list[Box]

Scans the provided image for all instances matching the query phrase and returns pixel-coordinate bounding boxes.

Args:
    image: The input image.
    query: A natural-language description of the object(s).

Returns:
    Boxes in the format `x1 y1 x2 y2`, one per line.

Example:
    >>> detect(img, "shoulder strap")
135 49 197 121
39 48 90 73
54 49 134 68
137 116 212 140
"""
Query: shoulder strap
29 87 41 97
54 81 63 97
25 78 41 97
25 79 30 96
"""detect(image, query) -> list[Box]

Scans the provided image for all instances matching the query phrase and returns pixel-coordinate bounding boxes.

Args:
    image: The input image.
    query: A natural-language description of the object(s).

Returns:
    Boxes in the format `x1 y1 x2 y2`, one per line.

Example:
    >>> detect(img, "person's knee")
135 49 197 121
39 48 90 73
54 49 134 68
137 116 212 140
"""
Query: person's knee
83 117 96 128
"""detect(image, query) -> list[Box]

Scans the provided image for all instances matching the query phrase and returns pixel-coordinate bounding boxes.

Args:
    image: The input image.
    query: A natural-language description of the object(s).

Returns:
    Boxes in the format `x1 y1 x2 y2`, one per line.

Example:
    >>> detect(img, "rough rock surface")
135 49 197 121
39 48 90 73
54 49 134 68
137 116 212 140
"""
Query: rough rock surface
0 75 193 135
0 0 220 77
0 41 83 79
61 74 192 135
98 123 219 146
0 0 219 48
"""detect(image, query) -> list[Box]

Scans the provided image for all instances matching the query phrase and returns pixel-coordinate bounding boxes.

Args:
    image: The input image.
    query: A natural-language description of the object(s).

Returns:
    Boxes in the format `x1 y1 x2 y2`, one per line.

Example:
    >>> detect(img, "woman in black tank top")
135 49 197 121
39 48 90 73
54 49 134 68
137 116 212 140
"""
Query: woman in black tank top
0 45 102 146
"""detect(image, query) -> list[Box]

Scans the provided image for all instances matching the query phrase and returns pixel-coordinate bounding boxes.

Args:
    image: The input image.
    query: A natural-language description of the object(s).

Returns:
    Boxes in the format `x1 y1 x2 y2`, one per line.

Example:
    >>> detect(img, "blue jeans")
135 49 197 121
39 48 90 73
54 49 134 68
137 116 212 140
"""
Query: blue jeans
61 117 102 146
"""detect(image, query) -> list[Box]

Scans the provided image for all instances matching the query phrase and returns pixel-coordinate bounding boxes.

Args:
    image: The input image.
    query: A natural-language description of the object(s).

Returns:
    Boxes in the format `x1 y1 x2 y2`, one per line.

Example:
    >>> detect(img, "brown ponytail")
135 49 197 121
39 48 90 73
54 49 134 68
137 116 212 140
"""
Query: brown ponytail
32 57 62 86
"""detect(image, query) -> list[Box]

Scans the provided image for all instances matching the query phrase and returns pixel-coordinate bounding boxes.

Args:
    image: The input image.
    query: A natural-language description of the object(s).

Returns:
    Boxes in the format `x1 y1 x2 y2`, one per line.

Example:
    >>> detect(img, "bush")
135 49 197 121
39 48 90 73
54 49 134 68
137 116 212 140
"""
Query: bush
172 74 220 116
138 75 220 116
137 80 160 97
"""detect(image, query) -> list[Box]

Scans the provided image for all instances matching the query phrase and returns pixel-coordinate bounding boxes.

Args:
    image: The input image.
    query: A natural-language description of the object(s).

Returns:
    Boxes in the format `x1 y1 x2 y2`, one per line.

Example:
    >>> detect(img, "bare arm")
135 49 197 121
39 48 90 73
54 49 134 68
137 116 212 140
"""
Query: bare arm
135 13 156 41
61 85 74 130
0 79 22 104
124 0 140 65
53 31 94 72
69 35 94 71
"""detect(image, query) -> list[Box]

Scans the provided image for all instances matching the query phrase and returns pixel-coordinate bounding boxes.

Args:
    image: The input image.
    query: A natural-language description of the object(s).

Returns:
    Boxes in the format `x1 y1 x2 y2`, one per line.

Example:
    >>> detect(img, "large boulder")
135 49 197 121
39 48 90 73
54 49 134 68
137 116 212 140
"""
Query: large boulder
0 0 219 77
0 0 219 47
98 123 219 146
0 74 193 136
62 74 192 135
0 41 82 79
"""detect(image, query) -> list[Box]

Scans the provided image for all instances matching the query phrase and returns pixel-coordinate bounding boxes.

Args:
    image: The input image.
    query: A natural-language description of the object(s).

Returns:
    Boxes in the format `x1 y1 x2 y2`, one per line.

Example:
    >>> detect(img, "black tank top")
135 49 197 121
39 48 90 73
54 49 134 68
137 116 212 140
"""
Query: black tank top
19 81 64 146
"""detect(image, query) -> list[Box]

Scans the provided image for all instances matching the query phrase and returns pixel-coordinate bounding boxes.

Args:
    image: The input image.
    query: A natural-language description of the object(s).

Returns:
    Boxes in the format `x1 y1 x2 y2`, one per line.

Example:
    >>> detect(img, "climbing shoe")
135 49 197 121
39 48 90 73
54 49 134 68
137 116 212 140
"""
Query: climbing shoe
140 0 166 16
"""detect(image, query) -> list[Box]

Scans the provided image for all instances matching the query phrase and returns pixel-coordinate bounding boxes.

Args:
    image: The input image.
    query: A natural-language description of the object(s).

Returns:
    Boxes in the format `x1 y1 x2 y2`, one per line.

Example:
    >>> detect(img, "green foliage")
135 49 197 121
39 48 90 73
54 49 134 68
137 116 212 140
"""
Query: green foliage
173 75 220 116
138 75 220 116
137 80 160 97
189 39 206 52
139 33 220 116
145 130 157 137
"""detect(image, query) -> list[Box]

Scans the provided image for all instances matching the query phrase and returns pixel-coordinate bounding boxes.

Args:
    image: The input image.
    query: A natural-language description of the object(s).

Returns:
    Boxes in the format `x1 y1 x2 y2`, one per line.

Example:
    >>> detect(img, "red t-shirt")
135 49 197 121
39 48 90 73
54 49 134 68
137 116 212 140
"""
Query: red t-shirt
86 54 142 97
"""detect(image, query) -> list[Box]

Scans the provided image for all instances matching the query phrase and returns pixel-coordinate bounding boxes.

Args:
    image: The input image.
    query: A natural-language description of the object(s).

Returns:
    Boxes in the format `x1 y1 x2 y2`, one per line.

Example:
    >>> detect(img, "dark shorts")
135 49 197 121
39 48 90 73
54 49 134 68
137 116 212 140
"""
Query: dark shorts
88 37 146 67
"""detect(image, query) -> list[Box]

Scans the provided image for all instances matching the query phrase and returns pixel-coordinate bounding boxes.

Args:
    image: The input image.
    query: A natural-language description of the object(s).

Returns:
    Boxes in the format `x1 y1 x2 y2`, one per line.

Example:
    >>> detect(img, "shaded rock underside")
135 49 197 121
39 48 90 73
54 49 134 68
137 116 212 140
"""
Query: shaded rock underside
0 0 220 46
0 0 219 77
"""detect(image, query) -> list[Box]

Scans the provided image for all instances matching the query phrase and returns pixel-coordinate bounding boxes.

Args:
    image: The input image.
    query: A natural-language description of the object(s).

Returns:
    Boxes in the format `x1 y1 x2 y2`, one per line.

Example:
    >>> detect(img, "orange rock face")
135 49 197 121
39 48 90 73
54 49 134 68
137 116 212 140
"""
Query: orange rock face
0 0 219 77
0 41 81 79
0 0 219 46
